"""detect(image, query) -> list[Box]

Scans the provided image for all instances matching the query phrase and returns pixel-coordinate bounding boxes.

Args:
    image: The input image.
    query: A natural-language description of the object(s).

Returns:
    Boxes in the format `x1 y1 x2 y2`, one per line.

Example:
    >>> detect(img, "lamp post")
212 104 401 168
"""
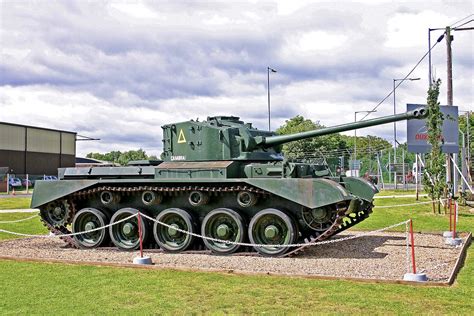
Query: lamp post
393 77 420 188
267 67 277 131
354 110 377 177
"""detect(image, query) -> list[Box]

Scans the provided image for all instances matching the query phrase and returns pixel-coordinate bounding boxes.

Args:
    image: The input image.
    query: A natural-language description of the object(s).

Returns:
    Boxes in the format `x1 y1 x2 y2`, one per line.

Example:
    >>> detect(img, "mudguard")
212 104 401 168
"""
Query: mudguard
338 177 378 202
244 178 354 209
31 180 99 208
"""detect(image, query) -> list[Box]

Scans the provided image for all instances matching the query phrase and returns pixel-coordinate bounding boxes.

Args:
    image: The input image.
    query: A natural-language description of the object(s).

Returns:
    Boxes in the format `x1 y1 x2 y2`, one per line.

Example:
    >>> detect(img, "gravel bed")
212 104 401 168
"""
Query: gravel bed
0 231 468 283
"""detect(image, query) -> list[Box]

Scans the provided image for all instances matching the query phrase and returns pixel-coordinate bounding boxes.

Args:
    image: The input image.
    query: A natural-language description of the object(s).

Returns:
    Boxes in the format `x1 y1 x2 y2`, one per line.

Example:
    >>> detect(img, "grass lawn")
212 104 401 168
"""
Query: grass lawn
0 191 473 314
0 197 32 210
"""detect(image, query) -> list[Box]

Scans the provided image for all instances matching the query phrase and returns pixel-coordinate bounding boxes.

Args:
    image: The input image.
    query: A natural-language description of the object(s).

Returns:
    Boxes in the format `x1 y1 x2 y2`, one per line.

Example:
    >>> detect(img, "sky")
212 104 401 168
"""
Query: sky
0 0 473 157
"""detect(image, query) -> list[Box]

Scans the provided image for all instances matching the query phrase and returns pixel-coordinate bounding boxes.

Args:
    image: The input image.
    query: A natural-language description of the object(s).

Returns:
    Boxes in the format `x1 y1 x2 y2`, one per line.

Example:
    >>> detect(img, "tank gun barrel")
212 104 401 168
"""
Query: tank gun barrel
258 107 428 148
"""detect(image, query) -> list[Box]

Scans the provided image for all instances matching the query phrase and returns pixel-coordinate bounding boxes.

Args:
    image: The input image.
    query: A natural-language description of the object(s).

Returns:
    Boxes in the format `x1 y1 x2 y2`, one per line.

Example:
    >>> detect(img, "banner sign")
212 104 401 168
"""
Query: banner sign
407 104 459 153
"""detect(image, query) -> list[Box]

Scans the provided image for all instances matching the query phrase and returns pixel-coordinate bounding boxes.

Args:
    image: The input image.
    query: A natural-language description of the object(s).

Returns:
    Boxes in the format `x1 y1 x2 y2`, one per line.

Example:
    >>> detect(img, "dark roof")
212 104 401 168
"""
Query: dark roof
0 121 76 135
75 157 104 164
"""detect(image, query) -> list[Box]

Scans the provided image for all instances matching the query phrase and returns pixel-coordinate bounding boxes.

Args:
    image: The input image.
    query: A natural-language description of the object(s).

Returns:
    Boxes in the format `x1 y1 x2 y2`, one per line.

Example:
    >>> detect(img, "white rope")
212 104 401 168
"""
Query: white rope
375 199 448 209
0 210 410 249
140 212 410 248
0 213 137 238
0 214 39 224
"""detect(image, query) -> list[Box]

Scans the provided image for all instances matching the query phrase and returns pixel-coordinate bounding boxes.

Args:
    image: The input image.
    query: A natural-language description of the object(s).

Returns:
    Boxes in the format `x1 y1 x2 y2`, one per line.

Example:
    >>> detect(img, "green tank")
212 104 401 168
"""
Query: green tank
32 107 427 256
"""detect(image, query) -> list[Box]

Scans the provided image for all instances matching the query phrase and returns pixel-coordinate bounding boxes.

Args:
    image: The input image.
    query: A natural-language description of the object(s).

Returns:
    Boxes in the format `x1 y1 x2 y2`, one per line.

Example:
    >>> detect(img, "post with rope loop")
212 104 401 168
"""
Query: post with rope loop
403 218 427 282
132 211 153 265
445 201 462 246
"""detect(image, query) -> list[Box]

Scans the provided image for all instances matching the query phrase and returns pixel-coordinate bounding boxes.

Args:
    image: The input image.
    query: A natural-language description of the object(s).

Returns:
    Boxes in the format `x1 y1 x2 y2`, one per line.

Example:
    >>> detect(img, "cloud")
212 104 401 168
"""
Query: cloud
0 0 472 158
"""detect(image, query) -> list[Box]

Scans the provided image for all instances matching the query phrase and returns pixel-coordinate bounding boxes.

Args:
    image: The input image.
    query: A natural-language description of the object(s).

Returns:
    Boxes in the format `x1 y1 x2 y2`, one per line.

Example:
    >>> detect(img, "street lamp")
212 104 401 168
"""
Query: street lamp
393 77 420 188
267 67 277 131
354 110 377 176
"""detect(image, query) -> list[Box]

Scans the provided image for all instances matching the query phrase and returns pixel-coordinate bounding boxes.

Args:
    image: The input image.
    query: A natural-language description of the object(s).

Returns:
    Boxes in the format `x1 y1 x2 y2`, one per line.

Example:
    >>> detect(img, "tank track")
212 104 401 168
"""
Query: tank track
40 184 373 257
284 204 373 257
40 200 78 248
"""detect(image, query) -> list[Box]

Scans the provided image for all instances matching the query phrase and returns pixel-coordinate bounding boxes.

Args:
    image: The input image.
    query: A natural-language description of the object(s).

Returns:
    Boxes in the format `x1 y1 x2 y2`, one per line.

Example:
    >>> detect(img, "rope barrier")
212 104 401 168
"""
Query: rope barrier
375 199 448 209
0 214 39 224
0 210 410 249
140 212 409 248
0 213 137 238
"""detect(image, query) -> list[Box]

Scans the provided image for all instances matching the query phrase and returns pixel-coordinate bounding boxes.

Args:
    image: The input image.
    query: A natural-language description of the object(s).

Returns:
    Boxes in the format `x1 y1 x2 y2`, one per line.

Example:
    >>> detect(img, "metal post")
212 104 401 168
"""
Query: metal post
446 26 453 105
26 174 29 194
461 145 467 194
402 148 406 190
267 67 277 131
393 79 397 190
415 154 419 200
6 173 9 195
453 153 458 195
466 111 471 169
428 28 432 86
446 26 453 195
267 67 270 131
388 151 391 185
354 112 357 177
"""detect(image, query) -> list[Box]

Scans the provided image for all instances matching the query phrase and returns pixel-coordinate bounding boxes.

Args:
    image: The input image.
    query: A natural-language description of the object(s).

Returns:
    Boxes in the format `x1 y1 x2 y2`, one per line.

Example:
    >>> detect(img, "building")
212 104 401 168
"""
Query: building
0 121 76 175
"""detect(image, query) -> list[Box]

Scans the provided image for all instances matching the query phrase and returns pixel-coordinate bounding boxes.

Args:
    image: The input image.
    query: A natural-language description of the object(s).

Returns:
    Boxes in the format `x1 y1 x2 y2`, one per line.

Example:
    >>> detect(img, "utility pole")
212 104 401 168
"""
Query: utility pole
267 67 277 131
446 26 453 195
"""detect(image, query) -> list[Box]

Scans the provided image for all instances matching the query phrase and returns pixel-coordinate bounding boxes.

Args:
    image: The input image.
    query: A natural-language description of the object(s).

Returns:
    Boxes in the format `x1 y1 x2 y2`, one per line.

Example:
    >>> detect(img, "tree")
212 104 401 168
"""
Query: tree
276 115 349 171
422 79 446 213
86 149 153 166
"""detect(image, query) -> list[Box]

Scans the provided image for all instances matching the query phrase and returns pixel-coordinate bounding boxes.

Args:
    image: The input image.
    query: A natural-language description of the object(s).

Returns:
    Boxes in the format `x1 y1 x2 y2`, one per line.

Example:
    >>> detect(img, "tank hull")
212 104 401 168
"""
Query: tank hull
33 171 376 256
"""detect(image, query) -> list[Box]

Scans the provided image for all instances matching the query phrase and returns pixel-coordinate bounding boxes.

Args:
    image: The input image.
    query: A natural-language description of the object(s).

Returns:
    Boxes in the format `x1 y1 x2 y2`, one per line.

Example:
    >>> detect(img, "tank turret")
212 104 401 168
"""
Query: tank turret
160 107 428 161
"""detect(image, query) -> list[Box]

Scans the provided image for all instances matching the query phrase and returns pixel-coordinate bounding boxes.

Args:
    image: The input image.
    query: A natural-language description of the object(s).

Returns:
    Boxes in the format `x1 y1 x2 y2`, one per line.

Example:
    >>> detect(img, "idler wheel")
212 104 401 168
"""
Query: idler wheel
153 208 195 252
188 191 209 207
42 199 73 227
141 191 163 206
109 208 149 250
201 208 245 254
72 208 108 248
100 191 120 206
248 208 296 256
236 191 258 208
302 206 337 232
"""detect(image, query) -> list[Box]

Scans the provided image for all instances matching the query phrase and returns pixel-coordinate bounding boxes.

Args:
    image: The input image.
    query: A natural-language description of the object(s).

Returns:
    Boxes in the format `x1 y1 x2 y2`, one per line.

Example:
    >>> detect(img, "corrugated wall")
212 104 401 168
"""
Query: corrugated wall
0 123 76 175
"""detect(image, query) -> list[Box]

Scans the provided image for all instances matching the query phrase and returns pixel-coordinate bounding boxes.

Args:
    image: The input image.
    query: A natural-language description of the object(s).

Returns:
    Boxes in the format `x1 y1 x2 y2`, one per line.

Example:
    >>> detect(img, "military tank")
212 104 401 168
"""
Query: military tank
32 107 427 256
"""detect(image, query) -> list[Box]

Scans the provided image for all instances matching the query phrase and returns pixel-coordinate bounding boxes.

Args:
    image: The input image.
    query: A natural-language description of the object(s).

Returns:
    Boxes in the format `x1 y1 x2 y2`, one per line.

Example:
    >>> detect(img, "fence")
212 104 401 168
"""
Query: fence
1 174 58 194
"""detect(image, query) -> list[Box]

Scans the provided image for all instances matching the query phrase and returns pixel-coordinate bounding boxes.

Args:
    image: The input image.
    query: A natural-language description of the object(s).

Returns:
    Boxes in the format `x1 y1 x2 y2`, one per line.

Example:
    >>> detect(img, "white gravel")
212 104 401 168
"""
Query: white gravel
0 231 467 283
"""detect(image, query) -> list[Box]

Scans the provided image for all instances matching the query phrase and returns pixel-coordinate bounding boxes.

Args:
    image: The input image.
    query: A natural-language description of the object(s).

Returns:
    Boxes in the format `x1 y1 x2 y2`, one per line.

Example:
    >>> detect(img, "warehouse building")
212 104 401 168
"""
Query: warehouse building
0 121 76 175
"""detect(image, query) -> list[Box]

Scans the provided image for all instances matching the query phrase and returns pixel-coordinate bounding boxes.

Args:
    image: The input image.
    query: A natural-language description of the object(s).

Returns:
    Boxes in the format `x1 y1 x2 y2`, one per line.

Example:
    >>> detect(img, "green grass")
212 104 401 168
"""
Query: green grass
0 251 473 315
0 197 32 210
358 190 474 233
0 192 473 314
0 212 46 240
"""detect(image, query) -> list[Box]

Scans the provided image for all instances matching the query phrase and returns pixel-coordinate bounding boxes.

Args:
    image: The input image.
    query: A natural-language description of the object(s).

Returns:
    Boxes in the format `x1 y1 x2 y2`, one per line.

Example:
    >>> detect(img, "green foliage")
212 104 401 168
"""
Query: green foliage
86 149 154 166
342 135 392 175
275 115 395 175
422 79 446 212
276 115 347 155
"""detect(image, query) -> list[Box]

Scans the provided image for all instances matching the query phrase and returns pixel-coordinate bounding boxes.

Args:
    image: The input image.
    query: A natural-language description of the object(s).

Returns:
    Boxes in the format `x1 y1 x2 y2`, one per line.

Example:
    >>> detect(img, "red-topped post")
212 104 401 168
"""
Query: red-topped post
137 212 144 258
409 219 417 274
403 218 427 281
132 211 153 265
